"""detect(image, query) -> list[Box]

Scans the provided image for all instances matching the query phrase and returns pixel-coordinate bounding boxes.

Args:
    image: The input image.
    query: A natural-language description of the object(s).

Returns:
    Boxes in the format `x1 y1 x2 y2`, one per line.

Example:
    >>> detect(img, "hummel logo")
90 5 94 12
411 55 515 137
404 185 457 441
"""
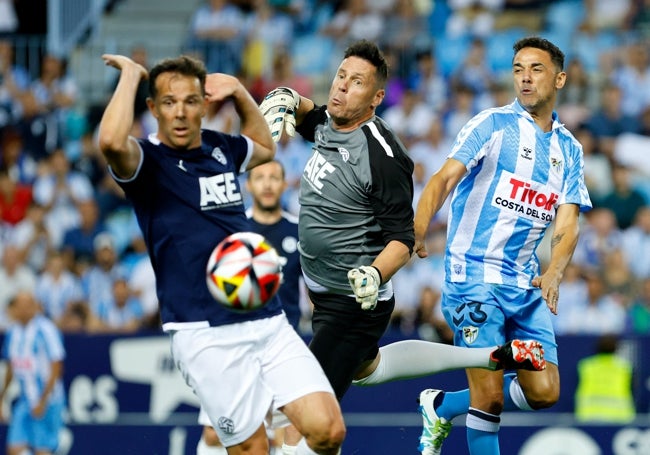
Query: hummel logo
177 160 187 172
520 147 533 160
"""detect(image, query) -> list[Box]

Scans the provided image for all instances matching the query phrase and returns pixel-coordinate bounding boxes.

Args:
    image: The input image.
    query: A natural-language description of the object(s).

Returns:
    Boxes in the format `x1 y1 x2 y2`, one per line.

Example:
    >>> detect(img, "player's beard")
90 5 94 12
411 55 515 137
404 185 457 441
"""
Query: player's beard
257 200 281 213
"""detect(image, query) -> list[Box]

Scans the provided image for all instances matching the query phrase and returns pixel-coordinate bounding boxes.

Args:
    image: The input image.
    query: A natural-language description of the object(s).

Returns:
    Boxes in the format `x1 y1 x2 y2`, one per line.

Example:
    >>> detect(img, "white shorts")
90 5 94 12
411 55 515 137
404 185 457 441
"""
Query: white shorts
171 314 333 447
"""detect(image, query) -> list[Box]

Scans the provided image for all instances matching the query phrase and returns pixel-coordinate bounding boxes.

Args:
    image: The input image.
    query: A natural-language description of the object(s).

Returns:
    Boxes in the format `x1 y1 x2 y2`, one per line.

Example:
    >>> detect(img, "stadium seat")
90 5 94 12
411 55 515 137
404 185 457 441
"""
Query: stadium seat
434 35 471 77
291 34 335 76
486 28 527 74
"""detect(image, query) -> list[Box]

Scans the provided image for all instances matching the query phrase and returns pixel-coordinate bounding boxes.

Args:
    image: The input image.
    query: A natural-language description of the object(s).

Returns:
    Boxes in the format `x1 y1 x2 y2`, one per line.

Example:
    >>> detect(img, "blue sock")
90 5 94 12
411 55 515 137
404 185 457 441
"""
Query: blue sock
436 389 470 421
466 407 500 455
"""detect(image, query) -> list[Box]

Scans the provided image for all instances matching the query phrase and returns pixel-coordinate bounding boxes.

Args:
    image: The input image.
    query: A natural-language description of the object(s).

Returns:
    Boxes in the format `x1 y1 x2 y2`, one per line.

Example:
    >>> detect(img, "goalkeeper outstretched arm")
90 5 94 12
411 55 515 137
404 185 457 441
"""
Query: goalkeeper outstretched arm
259 86 315 142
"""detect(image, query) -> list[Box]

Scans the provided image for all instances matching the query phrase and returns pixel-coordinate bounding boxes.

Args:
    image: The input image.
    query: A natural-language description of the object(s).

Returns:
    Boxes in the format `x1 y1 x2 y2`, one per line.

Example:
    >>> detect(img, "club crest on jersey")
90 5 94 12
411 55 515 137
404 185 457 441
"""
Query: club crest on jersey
453 264 463 275
463 326 479 345
212 147 227 165
338 147 350 162
218 416 235 434
551 157 563 172
520 146 533 160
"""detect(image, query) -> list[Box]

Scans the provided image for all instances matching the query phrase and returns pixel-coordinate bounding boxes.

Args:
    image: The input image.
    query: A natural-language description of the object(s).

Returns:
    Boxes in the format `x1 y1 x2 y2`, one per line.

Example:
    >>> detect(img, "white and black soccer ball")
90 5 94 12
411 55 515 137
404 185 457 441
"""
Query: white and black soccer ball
206 232 283 311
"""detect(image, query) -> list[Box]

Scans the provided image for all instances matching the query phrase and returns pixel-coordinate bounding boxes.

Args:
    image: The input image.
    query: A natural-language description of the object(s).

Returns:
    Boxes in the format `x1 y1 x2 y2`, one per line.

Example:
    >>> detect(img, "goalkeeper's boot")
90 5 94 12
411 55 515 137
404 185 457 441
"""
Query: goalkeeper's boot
418 389 452 455
490 339 546 371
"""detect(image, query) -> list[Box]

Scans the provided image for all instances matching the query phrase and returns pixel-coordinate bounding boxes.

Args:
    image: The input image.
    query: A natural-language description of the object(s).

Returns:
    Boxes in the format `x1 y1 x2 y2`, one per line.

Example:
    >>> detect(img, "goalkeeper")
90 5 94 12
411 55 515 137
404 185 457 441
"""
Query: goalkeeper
260 39 545 454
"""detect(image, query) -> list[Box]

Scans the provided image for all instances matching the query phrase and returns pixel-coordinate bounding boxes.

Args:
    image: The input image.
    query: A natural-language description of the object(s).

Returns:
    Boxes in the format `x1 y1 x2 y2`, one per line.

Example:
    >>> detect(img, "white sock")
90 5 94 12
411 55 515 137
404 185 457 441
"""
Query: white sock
282 443 298 455
196 437 228 455
508 375 533 411
353 340 495 385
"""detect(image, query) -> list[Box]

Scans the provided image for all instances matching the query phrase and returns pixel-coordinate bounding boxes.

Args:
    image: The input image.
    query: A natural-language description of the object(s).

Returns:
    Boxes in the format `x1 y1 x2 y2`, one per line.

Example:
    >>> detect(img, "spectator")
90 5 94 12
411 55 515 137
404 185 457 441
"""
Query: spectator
187 0 247 74
446 0 504 38
553 263 589 335
408 119 454 184
561 270 627 335
586 82 640 159
249 49 312 103
80 232 126 314
443 83 478 139
0 127 38 185
126 235 159 329
610 42 650 118
407 49 448 115
9 202 53 273
450 38 496 110
34 251 83 324
319 0 384 49
242 0 295 80
627 276 650 334
573 124 613 202
573 207 623 273
93 277 144 333
556 58 597 131
32 148 94 248
0 166 31 226
381 0 430 77
272 132 311 216
580 0 633 33
0 39 30 129
0 245 37 330
595 162 647 230
60 199 106 267
621 205 650 280
382 87 437 146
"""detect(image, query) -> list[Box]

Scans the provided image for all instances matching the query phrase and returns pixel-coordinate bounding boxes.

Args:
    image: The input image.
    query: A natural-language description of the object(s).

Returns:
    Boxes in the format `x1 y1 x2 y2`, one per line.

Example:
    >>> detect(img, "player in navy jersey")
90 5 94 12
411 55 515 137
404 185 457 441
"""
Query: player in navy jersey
260 40 547 454
0 291 66 455
197 159 304 454
98 53 345 455
413 37 592 455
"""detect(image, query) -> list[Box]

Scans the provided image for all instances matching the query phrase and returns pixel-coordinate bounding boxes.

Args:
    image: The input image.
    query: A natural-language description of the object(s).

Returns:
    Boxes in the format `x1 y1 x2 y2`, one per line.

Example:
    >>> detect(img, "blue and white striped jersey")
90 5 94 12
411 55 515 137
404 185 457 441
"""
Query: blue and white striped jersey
445 100 592 288
2 314 66 408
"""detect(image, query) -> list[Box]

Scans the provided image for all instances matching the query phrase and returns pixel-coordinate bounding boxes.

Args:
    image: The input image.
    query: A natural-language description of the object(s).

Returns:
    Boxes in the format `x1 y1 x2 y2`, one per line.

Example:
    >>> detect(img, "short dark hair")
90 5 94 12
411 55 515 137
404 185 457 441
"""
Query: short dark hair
513 36 565 71
343 40 388 88
148 55 207 99
248 159 286 180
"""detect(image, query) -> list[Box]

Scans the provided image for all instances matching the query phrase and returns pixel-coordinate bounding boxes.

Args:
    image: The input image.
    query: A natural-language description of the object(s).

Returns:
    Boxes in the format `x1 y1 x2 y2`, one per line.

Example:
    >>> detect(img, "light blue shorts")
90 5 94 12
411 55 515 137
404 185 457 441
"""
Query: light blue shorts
442 281 558 365
7 399 64 451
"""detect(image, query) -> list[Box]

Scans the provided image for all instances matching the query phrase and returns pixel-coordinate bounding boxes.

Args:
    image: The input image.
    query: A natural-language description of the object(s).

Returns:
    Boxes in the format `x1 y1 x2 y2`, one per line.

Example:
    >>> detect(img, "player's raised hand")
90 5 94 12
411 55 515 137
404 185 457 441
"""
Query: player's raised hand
259 87 301 142
101 54 148 80
348 266 381 310
205 73 241 104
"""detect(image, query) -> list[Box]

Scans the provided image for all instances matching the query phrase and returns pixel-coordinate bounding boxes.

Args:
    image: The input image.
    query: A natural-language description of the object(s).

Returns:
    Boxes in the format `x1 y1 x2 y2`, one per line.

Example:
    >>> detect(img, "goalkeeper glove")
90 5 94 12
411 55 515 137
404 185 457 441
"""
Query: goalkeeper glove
347 266 382 311
259 87 301 142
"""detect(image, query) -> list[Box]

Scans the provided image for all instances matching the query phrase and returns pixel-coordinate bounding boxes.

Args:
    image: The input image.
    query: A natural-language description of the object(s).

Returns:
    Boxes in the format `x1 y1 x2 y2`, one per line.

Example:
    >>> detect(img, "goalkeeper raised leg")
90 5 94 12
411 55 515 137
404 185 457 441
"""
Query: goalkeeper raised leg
260 40 546 455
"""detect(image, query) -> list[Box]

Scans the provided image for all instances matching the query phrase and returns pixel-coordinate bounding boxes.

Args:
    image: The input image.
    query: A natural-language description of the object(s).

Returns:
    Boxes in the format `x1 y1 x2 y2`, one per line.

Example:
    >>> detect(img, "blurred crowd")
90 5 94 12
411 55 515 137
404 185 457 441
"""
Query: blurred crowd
1 0 650 341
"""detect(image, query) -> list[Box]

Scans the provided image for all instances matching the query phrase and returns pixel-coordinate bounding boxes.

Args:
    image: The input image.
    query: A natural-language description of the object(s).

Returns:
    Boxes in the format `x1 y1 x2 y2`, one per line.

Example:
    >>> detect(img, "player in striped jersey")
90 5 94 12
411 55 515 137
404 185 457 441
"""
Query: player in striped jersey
261 40 547 454
0 290 66 455
98 54 345 455
413 37 592 454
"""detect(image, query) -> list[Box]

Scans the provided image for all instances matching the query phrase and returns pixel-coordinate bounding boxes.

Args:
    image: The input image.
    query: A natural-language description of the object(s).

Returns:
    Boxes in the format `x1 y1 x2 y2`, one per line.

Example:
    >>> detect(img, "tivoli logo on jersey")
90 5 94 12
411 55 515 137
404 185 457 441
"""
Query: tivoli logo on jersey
492 171 558 223
199 172 242 208
304 151 335 192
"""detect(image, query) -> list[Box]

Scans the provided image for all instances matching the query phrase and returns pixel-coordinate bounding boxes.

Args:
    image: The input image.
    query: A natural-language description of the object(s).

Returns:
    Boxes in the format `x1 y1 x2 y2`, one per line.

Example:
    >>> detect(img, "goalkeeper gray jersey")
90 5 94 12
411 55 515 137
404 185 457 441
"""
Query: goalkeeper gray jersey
296 106 415 294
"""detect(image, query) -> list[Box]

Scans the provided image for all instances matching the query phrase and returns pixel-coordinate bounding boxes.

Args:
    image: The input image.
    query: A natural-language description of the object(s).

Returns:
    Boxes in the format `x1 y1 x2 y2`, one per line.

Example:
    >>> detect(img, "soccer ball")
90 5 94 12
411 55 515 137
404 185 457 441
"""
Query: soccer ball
206 232 283 311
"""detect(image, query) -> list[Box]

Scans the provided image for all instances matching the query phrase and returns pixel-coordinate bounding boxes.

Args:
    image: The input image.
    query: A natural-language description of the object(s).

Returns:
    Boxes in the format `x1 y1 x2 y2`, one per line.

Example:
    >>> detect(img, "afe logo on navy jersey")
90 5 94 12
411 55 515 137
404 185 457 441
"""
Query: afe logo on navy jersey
199 172 242 207
211 147 227 165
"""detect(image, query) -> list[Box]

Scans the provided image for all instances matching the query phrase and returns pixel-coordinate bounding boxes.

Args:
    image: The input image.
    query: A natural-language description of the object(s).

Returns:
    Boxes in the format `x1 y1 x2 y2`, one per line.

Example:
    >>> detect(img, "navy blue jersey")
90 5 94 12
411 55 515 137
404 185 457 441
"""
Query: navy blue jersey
247 210 302 329
113 130 282 330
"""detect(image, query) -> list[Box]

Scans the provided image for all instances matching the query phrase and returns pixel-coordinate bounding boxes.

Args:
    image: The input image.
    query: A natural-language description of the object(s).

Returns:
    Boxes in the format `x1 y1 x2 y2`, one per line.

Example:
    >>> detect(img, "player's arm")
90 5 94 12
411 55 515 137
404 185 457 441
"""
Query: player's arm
32 359 63 417
206 73 275 169
532 203 580 315
413 158 466 257
97 54 148 179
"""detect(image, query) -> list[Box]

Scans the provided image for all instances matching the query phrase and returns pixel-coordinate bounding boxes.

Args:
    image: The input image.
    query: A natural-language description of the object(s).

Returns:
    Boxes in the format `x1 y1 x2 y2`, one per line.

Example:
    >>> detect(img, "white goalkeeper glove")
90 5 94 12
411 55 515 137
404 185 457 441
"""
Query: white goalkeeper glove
347 266 382 311
259 87 301 142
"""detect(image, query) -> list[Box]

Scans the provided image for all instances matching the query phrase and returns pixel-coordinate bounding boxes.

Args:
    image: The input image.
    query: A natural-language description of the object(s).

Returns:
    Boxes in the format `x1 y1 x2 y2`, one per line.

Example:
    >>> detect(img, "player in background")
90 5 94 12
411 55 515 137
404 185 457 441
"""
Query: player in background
259 40 545 454
0 290 66 455
98 53 345 455
197 159 303 454
412 36 592 455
